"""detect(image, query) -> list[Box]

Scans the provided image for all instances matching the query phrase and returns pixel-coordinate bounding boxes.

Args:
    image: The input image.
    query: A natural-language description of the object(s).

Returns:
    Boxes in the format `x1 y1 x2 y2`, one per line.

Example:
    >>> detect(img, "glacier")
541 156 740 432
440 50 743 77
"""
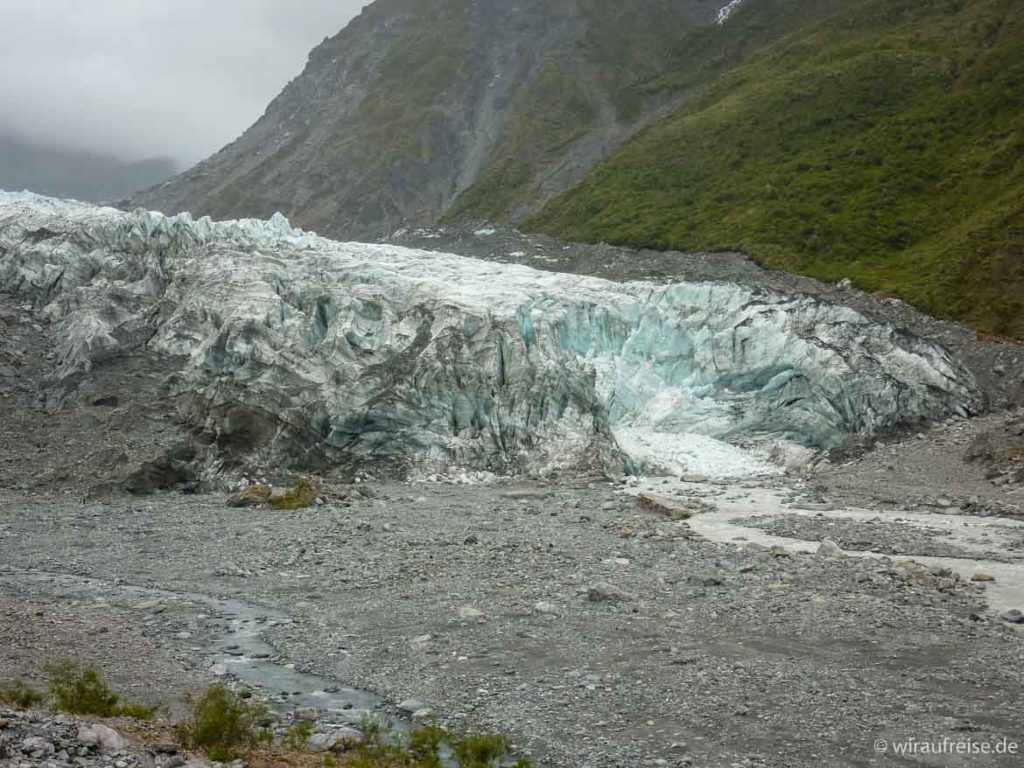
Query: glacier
0 192 980 479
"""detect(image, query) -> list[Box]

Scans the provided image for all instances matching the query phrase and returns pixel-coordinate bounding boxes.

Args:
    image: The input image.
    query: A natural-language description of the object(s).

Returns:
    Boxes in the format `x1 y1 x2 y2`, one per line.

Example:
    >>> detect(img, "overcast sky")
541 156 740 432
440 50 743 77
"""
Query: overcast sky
0 0 368 167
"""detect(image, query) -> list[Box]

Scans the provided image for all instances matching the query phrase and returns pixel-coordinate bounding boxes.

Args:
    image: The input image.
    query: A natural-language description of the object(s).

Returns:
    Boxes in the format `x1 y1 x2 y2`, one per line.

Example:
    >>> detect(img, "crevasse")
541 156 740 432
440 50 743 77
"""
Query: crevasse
0 192 980 478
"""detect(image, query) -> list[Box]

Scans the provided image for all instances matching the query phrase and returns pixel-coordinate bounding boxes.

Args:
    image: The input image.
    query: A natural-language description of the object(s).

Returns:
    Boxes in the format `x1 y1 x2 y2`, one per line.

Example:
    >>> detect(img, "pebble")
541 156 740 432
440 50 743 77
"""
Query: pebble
816 539 844 558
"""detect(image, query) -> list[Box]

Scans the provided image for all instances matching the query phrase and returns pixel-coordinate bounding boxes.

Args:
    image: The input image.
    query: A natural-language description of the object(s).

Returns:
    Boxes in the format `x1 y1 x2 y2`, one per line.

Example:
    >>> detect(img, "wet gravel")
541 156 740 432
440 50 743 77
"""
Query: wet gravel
731 513 1022 562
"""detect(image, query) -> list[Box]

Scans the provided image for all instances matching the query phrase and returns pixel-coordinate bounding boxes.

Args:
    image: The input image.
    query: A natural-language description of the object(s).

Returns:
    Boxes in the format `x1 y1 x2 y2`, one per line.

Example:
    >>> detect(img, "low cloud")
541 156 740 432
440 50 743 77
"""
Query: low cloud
0 0 367 165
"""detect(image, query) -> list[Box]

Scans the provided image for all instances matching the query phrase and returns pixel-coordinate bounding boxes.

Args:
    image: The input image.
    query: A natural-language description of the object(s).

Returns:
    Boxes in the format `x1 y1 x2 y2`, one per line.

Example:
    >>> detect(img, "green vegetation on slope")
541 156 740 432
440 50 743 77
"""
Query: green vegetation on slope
444 62 598 220
448 0 865 222
529 0 1024 337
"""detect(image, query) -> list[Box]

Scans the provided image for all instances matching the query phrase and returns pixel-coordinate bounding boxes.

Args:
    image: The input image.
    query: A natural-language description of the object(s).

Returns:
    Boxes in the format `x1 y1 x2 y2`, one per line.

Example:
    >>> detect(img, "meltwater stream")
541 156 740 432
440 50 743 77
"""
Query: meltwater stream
0 569 385 723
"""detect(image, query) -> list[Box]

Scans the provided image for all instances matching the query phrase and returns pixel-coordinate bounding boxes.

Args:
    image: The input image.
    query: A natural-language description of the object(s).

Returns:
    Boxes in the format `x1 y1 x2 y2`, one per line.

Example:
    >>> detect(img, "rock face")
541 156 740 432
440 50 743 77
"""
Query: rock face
129 0 856 241
0 193 981 478
130 0 721 238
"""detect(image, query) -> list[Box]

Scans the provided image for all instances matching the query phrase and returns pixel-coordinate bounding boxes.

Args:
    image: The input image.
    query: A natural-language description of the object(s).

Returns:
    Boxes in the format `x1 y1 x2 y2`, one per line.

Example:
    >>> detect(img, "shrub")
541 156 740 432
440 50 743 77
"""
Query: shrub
353 715 387 747
44 660 155 719
0 678 45 709
269 477 320 510
176 686 264 761
450 733 508 768
407 724 446 767
283 721 314 750
231 484 273 507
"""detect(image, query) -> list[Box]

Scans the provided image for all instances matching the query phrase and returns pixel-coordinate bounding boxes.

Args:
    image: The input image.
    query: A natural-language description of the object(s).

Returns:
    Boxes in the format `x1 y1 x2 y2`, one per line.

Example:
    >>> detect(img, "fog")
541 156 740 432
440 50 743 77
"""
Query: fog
0 0 368 166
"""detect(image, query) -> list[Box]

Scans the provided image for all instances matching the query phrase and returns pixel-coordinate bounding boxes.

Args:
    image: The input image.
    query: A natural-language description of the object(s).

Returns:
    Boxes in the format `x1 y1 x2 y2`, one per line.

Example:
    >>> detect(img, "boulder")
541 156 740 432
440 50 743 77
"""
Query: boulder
77 724 124 754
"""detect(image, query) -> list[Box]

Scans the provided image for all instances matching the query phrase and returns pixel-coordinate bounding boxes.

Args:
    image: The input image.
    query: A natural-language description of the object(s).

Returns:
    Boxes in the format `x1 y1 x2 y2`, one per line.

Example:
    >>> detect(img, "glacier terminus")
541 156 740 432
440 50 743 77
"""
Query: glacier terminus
0 192 980 481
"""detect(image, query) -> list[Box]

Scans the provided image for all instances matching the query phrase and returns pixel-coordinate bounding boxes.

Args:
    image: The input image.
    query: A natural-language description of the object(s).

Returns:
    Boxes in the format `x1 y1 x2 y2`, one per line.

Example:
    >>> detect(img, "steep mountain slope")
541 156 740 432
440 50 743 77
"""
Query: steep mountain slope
0 131 175 203
133 0 864 240
530 0 1024 337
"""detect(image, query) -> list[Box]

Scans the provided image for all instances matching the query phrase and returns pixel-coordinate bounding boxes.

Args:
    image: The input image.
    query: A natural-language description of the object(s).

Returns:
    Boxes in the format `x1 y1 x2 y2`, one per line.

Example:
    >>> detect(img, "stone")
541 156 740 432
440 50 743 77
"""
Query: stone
457 606 485 620
77 724 124 754
533 601 559 615
816 539 844 558
308 729 364 752
1001 609 1024 624
20 737 53 756
587 582 629 603
969 573 995 582
637 493 694 520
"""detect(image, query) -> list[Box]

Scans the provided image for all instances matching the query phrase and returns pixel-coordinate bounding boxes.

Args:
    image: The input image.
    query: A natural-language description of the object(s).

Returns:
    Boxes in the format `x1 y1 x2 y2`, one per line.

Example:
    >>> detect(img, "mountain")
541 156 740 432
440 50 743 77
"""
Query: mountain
530 0 1024 337
132 0 1021 337
0 132 176 203
132 0 861 240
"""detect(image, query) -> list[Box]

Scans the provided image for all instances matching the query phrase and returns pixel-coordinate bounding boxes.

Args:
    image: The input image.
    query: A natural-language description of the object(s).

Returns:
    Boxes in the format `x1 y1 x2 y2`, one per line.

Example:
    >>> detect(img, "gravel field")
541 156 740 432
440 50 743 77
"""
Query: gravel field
2 471 1023 768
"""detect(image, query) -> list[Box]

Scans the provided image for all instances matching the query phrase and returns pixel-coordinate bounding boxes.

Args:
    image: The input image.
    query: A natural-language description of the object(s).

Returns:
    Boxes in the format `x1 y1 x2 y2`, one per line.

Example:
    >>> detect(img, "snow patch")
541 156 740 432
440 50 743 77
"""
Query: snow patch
716 0 746 24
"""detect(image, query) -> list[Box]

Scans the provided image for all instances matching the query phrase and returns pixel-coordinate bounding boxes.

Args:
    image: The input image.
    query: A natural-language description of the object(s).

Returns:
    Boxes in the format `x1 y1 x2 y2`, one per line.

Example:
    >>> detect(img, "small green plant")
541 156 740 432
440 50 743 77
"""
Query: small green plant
269 477 320 510
283 721 314 750
0 678 45 709
354 715 388 748
176 686 264 762
407 724 446 767
450 733 508 768
44 660 155 719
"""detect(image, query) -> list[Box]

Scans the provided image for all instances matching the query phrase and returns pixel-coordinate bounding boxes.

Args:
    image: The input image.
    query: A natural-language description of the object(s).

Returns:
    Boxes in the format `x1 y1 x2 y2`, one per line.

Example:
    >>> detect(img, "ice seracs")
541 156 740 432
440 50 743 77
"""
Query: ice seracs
0 192 981 478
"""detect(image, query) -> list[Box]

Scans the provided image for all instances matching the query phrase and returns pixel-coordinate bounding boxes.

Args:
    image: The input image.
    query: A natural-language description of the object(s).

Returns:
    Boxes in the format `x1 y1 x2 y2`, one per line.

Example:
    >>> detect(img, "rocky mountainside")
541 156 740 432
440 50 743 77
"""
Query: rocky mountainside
132 0 862 241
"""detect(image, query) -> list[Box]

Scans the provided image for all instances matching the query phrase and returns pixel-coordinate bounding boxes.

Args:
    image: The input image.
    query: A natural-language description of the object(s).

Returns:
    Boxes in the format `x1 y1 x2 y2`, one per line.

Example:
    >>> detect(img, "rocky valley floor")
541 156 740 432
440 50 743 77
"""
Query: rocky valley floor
2 428 1023 767
2 200 1023 767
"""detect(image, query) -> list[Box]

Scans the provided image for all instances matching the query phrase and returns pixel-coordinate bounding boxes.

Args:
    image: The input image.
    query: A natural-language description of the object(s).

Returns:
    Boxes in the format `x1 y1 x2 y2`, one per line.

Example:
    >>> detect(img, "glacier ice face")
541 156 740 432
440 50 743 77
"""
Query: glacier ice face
0 192 981 478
